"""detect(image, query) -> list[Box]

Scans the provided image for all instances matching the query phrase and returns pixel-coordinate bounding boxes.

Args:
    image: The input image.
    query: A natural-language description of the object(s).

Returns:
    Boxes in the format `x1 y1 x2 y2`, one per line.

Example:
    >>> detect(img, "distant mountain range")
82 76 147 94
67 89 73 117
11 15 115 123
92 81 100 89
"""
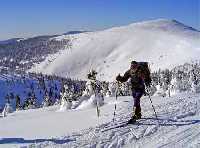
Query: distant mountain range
63 31 89 35
0 38 24 45
0 31 89 45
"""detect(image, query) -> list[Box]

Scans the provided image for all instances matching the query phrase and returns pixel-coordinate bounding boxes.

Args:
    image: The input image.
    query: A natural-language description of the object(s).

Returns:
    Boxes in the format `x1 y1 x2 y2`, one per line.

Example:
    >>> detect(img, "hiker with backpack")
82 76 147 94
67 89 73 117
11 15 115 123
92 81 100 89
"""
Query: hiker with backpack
116 61 151 123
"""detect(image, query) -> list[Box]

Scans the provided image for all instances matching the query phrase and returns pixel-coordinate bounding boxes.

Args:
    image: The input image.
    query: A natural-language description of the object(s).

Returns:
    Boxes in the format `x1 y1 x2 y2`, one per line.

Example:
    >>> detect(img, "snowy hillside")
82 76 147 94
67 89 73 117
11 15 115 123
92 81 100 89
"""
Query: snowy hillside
0 35 71 74
30 19 200 81
0 92 199 147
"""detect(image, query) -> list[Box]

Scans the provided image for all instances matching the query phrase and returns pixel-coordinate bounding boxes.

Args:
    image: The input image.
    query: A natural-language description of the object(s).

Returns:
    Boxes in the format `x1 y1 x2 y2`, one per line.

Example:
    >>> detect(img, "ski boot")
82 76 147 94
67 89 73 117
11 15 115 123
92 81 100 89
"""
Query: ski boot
128 107 141 124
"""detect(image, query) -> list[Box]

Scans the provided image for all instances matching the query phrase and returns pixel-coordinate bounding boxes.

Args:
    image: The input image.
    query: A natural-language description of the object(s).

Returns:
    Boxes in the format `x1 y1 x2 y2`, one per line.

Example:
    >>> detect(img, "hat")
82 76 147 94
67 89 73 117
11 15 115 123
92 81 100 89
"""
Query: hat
131 61 137 65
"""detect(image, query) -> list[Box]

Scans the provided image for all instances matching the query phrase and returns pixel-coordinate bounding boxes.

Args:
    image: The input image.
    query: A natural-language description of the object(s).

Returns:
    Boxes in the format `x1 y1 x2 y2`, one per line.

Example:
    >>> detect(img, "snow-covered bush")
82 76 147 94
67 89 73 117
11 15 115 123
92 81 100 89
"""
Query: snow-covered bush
2 103 13 117
58 84 74 111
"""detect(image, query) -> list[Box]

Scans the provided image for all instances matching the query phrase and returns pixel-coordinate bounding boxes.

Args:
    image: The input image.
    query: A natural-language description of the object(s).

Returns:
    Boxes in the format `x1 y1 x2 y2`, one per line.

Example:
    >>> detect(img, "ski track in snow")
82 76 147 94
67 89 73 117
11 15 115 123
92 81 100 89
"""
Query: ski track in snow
14 92 199 148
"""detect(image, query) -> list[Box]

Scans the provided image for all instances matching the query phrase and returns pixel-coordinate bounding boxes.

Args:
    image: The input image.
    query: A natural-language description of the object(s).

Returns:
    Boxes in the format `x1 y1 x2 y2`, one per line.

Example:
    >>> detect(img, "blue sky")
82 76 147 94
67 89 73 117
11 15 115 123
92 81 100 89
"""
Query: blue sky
0 0 199 40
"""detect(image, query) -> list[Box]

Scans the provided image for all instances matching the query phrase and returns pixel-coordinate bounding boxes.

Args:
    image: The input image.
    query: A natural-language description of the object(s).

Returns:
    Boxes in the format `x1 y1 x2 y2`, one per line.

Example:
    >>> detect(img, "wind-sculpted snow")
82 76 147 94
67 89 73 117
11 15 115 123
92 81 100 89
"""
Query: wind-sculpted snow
29 19 200 81
0 92 199 148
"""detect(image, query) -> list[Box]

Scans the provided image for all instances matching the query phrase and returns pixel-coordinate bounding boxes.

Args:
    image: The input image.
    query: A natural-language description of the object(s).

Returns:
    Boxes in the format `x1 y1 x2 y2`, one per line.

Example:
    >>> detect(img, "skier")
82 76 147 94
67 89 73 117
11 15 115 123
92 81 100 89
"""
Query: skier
116 61 151 123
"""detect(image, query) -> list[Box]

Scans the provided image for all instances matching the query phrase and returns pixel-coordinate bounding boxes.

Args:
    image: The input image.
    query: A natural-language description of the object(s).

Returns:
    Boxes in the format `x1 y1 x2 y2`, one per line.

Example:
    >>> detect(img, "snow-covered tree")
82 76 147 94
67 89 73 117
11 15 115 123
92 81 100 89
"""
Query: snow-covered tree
2 103 13 117
76 70 104 110
15 95 21 111
21 91 37 110
59 84 73 111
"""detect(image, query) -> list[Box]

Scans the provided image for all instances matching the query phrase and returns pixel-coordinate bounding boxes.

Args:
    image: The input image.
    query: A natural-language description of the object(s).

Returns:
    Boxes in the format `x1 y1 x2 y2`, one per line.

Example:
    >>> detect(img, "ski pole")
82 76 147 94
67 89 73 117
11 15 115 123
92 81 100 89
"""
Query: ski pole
112 81 119 122
93 82 100 118
145 84 158 121
148 93 158 121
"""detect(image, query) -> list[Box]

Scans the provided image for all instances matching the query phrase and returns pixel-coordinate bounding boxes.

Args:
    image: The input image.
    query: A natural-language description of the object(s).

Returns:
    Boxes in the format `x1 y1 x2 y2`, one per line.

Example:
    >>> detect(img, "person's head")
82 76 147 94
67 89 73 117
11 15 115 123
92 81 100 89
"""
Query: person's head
131 61 138 69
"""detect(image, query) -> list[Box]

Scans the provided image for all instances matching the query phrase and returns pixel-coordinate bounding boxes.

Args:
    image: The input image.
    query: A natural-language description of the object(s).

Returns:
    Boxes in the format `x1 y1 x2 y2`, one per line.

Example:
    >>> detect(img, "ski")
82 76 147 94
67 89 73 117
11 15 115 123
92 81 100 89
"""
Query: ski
101 119 139 132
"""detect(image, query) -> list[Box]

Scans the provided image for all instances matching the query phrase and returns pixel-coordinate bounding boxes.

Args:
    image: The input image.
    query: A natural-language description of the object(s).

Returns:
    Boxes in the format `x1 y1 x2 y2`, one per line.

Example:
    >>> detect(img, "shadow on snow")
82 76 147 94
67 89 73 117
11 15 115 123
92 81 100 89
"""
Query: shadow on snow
0 137 75 145
137 117 200 126
101 117 200 132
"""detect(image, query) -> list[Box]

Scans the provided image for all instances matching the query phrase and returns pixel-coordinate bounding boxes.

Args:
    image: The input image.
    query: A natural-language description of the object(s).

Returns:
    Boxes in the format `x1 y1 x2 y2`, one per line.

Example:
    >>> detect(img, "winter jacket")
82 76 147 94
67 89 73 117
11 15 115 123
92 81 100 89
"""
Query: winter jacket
116 66 145 91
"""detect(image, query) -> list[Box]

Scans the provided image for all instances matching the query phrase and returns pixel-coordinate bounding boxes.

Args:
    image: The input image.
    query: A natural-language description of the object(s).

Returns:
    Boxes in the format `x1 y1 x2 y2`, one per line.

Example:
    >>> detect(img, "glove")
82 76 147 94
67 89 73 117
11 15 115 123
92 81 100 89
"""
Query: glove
145 86 151 95
116 74 121 81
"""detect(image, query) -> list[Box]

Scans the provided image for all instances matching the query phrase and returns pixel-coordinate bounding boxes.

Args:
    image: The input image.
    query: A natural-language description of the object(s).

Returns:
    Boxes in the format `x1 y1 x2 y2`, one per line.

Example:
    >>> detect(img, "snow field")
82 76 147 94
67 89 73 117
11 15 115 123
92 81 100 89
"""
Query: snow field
0 92 199 147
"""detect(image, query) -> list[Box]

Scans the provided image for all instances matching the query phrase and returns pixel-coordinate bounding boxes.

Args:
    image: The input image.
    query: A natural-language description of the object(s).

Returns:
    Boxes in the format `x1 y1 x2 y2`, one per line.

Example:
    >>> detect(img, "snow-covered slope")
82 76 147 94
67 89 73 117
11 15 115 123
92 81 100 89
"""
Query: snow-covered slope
30 19 200 81
0 92 199 147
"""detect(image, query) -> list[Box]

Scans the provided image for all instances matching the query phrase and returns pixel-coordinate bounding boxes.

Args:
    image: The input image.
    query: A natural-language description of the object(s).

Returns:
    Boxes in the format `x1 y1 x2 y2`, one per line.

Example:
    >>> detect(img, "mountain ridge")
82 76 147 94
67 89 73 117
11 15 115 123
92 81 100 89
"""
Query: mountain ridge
29 19 200 81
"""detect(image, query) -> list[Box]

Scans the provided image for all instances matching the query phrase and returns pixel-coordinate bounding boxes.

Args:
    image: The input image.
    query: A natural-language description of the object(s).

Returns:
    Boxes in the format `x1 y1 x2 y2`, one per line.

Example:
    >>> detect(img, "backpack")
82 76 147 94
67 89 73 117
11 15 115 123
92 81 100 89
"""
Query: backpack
87 70 97 80
137 62 152 87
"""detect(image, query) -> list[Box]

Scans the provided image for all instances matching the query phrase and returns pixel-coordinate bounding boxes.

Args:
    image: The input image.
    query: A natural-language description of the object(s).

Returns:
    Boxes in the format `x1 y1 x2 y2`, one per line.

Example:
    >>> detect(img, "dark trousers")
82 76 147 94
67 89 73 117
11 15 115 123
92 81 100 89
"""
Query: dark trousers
132 89 144 108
